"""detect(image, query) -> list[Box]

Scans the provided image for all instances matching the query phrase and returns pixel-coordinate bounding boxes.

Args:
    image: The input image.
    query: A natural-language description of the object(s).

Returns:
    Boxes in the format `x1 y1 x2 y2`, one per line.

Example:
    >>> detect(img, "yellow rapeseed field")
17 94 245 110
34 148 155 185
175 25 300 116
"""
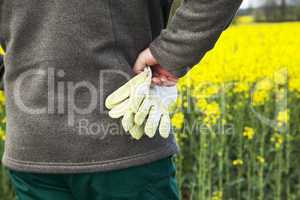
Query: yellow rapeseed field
173 22 300 200
173 22 300 130
179 22 300 97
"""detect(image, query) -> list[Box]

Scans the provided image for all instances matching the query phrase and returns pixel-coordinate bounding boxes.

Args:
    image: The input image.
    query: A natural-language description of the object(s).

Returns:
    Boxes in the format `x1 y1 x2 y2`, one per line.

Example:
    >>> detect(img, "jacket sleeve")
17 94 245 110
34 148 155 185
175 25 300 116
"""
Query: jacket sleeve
149 0 242 77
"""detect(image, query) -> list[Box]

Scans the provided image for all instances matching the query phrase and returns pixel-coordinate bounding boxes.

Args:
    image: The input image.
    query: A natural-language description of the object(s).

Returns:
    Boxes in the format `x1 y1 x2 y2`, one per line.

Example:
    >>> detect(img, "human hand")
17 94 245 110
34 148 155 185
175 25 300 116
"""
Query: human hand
133 48 178 86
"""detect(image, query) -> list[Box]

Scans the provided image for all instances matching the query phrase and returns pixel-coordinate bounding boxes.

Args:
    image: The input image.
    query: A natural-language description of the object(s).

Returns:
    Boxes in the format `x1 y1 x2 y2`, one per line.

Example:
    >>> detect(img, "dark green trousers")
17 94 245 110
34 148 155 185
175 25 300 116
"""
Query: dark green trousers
7 157 179 200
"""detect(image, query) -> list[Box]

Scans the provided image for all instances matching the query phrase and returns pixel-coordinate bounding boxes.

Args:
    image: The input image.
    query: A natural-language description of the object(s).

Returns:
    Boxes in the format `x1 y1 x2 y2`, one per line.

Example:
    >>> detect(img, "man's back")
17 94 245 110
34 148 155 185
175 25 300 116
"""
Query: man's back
0 0 178 173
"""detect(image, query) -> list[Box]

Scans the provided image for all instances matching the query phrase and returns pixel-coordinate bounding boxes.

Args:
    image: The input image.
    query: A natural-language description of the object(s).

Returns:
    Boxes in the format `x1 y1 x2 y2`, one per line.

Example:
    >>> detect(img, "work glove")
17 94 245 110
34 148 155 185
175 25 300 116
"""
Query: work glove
105 67 152 119
105 67 177 140
120 85 177 140
135 85 177 139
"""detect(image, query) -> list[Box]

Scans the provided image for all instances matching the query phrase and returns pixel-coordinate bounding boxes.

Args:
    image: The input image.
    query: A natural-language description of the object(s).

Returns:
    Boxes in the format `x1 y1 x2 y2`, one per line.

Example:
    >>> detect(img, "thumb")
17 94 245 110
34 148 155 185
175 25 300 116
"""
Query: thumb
133 48 158 74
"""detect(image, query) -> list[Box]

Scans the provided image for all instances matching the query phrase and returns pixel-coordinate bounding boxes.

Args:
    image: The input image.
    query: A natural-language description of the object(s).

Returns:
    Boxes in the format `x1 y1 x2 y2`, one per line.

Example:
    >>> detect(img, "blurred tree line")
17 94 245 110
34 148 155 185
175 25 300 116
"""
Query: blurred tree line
171 0 300 23
254 0 300 22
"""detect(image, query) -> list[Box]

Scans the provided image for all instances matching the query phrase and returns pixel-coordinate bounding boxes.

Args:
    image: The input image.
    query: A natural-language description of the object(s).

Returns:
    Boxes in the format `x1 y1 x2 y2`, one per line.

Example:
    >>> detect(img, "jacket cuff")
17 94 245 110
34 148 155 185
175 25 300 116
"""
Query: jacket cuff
149 36 191 78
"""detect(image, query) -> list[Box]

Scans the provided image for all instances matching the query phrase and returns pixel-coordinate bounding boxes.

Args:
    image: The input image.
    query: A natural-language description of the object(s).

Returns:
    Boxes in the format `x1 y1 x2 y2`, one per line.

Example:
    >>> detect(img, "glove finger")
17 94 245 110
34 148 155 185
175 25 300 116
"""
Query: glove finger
159 114 171 139
129 125 144 140
105 69 149 109
152 85 178 112
129 73 152 113
108 99 130 119
122 110 134 132
129 93 146 114
134 97 152 126
145 105 162 138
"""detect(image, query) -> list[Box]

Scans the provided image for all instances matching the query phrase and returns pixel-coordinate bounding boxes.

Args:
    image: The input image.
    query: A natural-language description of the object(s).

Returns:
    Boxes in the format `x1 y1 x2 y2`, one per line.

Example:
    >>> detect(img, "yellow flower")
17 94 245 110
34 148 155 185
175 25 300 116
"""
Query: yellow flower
256 79 273 91
252 90 269 106
243 127 255 140
233 82 249 93
183 102 188 108
205 102 221 116
175 98 183 108
274 69 287 86
0 135 5 141
271 133 283 150
0 128 5 141
203 102 221 126
204 85 220 97
232 159 244 166
0 90 5 105
212 191 223 200
0 45 5 55
2 117 6 123
196 98 208 111
277 110 289 126
256 156 265 164
171 112 184 129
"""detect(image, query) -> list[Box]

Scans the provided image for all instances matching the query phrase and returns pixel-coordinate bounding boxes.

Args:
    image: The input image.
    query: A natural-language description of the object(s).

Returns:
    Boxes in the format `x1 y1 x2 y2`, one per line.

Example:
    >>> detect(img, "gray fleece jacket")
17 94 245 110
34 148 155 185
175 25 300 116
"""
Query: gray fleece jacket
0 0 241 173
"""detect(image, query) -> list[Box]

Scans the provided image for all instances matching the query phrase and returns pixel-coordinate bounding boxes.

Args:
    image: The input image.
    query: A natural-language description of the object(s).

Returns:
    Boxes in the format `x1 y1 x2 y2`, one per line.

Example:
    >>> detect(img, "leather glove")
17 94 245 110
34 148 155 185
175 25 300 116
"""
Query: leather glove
135 85 177 139
128 124 144 140
105 68 177 140
105 67 152 119
122 85 177 140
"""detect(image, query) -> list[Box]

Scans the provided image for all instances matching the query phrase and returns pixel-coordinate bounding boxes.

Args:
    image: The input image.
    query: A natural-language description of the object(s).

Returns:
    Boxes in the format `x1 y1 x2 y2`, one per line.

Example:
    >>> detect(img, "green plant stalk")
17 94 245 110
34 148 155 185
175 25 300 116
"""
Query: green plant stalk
257 102 271 200
236 96 245 200
198 127 207 200
218 84 226 193
176 133 184 199
284 131 290 200
207 128 217 200
190 126 195 200
225 148 230 197
257 130 265 200
276 148 283 200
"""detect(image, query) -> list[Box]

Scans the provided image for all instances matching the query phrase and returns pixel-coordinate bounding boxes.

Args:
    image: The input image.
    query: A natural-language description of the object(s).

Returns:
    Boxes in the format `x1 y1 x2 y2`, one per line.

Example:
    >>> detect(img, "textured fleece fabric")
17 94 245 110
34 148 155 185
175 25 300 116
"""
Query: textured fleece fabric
0 0 242 173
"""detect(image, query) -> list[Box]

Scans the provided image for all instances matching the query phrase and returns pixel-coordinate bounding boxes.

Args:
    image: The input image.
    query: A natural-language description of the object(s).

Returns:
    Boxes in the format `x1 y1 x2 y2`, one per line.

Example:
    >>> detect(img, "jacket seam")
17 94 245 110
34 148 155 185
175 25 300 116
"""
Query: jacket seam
3 142 177 167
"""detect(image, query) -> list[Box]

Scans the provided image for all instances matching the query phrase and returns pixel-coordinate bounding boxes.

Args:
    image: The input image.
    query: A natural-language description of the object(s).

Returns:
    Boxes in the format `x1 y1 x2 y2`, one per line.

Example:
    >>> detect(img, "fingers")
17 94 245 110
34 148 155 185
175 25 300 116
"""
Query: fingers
151 64 178 86
134 97 152 126
129 125 144 140
160 79 178 87
152 77 177 87
152 72 177 86
133 48 158 74
108 99 130 119
165 76 178 82
145 105 162 138
152 77 163 86
105 70 148 109
122 110 134 132
105 87 130 110
129 75 151 113
151 64 178 80
159 114 171 139
133 49 178 87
